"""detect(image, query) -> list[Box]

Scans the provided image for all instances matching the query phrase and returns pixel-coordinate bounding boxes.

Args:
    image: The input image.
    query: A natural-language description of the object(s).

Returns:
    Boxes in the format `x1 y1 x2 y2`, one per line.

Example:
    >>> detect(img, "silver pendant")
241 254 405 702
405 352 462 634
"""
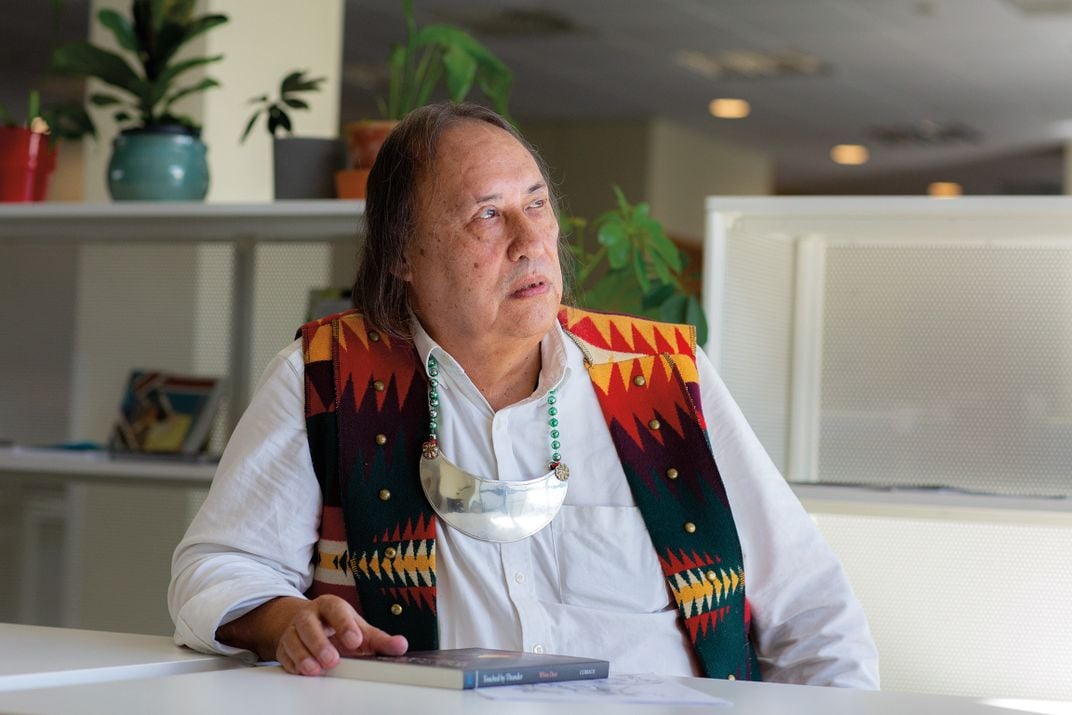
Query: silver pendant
419 453 569 543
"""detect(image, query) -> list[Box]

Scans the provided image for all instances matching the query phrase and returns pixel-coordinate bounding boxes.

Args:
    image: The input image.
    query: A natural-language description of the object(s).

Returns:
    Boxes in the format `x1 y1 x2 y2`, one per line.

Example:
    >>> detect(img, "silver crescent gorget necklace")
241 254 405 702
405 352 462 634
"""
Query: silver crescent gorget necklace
418 354 570 543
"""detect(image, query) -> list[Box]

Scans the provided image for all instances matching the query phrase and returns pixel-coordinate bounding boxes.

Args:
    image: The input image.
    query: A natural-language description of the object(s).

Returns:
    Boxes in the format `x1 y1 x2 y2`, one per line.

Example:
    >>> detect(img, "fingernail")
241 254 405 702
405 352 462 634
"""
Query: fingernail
342 631 361 649
300 658 319 675
319 647 336 663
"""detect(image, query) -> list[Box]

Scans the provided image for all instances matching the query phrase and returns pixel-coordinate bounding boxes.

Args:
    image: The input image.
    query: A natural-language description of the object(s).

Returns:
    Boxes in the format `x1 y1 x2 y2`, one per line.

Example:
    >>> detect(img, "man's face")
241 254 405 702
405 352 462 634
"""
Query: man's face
403 120 562 351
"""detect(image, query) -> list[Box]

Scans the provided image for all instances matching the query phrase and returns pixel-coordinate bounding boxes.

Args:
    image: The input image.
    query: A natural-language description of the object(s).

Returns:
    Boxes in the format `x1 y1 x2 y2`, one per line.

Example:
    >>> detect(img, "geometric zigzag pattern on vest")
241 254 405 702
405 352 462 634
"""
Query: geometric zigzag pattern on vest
302 306 759 677
300 311 439 650
557 306 761 681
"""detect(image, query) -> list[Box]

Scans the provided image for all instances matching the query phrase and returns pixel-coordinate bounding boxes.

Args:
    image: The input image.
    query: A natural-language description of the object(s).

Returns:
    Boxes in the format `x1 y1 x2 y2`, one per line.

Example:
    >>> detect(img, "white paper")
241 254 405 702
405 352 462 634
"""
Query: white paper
475 673 732 707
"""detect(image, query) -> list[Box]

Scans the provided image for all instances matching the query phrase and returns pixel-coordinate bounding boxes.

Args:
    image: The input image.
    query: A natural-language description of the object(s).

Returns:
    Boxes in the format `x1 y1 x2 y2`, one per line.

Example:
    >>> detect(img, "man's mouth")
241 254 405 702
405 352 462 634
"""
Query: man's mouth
510 277 551 298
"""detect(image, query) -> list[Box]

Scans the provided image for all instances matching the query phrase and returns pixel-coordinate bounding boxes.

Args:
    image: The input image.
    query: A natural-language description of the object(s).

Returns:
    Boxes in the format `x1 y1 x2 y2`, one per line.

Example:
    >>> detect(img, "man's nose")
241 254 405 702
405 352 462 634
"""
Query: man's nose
506 214 548 262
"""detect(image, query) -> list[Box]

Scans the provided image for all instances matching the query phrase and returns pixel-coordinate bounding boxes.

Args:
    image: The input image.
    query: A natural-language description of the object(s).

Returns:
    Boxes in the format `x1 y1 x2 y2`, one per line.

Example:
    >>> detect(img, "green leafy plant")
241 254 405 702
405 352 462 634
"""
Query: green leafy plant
241 71 325 143
0 90 95 144
380 0 513 119
564 186 708 345
51 0 229 133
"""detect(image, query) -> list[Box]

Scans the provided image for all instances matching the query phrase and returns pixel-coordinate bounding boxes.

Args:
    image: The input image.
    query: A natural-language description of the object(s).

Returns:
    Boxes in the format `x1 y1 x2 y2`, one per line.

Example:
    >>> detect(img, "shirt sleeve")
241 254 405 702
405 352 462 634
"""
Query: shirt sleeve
168 340 321 659
695 347 880 689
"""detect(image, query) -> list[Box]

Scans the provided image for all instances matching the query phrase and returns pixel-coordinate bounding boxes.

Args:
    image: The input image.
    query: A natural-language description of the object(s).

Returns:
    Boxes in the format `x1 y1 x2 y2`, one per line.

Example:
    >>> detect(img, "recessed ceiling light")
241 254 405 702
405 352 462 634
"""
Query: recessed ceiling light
928 181 963 198
709 98 750 119
830 144 869 165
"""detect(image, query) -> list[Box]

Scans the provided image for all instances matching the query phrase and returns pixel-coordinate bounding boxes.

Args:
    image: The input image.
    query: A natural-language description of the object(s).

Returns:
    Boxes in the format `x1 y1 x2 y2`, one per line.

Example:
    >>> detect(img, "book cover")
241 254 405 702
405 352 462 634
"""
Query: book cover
109 370 225 455
326 648 610 690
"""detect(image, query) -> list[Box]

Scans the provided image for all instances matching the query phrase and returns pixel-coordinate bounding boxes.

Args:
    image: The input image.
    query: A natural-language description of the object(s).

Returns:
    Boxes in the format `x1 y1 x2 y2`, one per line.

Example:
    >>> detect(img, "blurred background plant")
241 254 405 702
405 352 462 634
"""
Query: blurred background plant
0 89 94 144
379 0 512 119
241 70 326 142
51 0 229 134
563 186 708 345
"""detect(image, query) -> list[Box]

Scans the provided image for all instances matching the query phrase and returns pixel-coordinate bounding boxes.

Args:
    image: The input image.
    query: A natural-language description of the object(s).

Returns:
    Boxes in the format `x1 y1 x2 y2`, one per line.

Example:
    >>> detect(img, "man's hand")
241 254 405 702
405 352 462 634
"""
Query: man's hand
216 595 408 676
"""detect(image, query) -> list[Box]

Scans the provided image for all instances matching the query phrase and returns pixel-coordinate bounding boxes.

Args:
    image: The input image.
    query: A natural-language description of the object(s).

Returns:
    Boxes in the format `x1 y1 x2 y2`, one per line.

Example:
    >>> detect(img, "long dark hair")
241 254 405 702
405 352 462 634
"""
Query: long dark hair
352 101 566 338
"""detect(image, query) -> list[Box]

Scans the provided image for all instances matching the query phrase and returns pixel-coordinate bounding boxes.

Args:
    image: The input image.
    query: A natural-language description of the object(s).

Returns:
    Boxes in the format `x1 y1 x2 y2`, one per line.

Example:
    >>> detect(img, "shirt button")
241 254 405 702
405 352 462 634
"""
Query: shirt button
514 572 525 584
532 644 544 654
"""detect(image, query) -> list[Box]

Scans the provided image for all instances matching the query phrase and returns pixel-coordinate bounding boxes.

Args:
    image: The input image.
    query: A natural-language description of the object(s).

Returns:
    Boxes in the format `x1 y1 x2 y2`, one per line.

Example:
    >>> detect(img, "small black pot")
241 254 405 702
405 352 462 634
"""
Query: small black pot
273 137 347 200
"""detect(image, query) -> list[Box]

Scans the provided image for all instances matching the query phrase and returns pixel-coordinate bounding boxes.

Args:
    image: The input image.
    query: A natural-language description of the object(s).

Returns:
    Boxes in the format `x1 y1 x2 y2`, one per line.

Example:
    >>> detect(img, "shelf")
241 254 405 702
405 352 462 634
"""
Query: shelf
0 447 216 487
0 200 366 242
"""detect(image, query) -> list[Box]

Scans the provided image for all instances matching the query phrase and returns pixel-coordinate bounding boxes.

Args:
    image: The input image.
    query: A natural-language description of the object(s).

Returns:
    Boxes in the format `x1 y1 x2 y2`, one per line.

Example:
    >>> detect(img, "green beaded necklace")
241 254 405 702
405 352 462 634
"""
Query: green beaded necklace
422 354 569 481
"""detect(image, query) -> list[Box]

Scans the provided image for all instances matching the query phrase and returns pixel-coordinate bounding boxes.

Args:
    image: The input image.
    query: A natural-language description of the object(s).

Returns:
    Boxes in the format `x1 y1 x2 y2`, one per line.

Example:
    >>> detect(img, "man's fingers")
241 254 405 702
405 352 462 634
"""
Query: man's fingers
292 608 340 670
278 626 323 676
316 596 364 652
355 622 408 656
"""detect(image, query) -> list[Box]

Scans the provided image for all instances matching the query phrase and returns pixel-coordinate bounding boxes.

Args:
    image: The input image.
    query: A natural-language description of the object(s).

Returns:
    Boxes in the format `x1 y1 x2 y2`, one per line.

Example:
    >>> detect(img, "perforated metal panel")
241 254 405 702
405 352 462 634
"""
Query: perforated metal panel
717 224 795 474
706 199 1072 498
820 244 1072 497
812 510 1072 701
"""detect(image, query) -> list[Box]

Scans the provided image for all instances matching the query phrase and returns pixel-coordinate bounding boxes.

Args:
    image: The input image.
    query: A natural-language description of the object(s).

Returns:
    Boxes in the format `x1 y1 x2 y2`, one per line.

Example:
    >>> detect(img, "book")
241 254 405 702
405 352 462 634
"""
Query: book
325 648 610 690
108 370 225 455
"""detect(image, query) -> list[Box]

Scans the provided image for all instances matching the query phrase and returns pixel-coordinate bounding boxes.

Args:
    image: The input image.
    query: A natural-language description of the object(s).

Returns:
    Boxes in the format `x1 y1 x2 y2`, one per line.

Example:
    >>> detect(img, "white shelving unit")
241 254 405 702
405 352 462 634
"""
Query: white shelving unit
0 200 365 635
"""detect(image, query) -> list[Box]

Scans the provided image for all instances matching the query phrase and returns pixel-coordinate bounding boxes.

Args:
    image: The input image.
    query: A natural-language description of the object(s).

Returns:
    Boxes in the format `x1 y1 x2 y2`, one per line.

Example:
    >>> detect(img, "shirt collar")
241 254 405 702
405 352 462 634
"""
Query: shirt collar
409 314 571 402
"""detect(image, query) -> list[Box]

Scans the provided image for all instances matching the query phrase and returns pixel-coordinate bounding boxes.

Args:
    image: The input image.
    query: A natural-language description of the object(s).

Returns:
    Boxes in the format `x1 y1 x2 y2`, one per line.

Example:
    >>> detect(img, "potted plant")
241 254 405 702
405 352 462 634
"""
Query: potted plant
337 0 514 199
0 90 94 202
564 186 709 345
52 0 228 201
241 70 346 200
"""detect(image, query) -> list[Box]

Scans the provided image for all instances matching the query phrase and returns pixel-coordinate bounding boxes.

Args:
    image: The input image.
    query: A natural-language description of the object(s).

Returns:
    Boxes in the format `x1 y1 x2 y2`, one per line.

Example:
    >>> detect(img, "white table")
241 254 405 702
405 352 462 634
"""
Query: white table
0 624 242 692
1 662 1070 715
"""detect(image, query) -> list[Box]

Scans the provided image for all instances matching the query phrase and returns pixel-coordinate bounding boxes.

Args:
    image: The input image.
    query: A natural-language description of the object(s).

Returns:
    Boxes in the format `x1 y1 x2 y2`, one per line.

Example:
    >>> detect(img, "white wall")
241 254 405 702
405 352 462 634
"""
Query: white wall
525 118 773 245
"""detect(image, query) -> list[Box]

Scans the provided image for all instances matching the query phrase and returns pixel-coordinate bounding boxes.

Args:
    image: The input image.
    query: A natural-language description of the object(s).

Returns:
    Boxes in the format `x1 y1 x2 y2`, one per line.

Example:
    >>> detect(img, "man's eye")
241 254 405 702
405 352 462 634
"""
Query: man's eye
529 199 546 210
478 207 498 219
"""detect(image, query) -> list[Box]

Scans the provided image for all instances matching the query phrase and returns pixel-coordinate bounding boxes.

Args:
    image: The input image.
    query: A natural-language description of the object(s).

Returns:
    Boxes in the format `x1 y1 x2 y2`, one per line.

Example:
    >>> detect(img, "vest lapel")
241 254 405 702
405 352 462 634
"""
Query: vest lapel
558 307 760 681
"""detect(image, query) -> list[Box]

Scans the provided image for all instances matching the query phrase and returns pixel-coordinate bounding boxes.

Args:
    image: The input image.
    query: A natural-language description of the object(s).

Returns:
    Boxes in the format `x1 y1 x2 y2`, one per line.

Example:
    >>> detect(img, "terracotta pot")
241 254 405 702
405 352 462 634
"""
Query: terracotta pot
344 120 398 169
0 126 57 202
335 168 370 200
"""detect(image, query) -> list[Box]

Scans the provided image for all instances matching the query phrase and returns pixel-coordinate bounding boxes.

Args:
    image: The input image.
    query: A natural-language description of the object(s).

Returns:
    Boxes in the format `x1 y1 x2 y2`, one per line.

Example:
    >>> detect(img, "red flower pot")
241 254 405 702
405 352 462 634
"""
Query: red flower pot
0 126 58 202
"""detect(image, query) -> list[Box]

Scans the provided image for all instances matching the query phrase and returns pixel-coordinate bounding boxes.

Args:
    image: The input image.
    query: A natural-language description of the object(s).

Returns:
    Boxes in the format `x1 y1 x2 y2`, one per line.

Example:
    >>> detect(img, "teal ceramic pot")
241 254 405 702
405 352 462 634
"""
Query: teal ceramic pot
108 126 209 201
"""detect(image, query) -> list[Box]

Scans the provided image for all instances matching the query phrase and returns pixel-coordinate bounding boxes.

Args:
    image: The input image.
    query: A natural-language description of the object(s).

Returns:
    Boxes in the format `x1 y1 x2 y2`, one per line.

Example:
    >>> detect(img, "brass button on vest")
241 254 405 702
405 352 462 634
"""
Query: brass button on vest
368 330 380 342
648 419 661 430
389 603 402 616
384 546 397 559
375 434 387 445
633 375 646 386
727 674 736 681
378 488 391 501
372 380 385 392
666 467 679 480
683 521 697 534
705 570 718 583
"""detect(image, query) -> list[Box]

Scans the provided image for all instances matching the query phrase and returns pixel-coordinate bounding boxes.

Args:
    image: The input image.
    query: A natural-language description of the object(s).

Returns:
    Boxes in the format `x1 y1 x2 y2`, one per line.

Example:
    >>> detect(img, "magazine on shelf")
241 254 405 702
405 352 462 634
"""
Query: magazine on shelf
109 370 225 455
325 648 610 690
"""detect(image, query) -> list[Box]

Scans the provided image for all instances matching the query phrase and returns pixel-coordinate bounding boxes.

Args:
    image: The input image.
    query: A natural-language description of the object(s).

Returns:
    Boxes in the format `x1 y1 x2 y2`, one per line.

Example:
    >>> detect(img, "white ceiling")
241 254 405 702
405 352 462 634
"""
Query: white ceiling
4 0 1072 192
341 0 1072 192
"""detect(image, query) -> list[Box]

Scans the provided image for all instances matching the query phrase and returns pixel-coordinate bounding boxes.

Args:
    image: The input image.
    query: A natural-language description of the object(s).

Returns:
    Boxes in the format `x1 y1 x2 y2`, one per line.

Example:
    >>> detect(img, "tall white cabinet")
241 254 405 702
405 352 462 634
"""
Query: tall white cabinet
1 201 364 634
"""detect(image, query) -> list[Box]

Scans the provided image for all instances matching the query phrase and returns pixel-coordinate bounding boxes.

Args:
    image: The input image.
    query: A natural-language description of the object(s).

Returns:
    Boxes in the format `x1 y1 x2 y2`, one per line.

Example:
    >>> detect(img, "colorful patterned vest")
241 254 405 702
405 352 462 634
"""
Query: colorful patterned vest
300 307 760 680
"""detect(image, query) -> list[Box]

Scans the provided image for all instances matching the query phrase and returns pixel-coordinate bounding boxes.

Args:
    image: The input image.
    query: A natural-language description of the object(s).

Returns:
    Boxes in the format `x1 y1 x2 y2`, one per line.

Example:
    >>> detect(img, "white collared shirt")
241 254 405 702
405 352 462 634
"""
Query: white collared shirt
169 321 879 687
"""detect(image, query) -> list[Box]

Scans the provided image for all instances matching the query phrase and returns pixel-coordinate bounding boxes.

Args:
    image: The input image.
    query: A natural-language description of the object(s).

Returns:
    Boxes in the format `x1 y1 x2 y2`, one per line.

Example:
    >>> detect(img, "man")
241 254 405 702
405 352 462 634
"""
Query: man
169 102 879 687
